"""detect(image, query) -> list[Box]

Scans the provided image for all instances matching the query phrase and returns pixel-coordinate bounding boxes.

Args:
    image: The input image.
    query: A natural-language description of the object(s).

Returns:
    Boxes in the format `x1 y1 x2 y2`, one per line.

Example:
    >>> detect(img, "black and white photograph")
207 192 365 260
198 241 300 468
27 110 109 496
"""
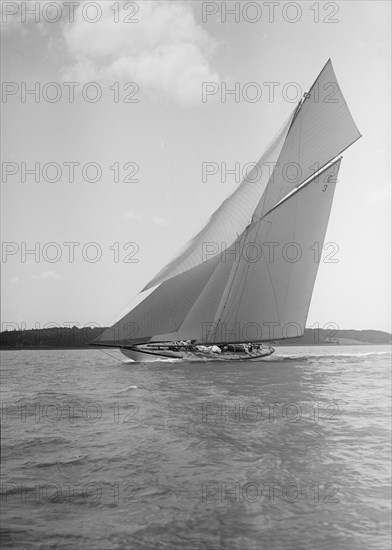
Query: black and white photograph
1 1 391 548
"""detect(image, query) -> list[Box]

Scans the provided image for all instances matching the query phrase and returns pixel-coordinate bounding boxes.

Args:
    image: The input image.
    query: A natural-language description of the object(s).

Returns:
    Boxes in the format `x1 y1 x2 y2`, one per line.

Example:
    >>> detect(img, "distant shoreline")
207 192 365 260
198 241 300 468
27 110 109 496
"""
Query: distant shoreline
1 343 391 351
1 326 390 351
0 342 391 351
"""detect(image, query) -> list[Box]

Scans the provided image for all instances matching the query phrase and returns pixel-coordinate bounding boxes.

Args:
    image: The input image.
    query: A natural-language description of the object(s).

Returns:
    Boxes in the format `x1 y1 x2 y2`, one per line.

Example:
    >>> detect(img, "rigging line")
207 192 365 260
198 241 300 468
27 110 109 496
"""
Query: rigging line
263 246 280 327
175 253 226 334
215 226 251 329
227 253 251 329
250 155 341 232
281 192 298 320
283 94 302 192
232 261 252 329
222 256 249 329
286 98 303 135
264 254 280 326
231 220 263 328
264 123 361 218
251 108 296 223
251 103 297 215
280 101 302 315
298 99 302 171
286 86 310 134
254 100 300 223
98 348 125 363
257 213 281 325
308 58 331 96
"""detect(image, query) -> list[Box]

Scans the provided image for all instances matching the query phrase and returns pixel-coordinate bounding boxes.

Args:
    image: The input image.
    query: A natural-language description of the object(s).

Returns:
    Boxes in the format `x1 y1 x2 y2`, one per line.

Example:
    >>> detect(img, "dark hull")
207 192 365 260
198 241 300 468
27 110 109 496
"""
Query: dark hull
120 343 275 363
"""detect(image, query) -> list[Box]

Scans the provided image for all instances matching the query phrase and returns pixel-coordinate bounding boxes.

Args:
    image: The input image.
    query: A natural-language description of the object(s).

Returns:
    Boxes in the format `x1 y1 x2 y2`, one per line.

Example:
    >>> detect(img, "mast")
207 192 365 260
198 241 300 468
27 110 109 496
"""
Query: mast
285 58 333 137
210 228 250 336
91 60 361 348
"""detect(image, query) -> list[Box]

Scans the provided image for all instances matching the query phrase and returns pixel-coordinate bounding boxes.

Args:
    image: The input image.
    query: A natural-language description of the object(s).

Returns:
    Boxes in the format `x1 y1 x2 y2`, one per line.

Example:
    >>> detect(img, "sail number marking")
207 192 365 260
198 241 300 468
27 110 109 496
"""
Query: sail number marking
308 163 339 185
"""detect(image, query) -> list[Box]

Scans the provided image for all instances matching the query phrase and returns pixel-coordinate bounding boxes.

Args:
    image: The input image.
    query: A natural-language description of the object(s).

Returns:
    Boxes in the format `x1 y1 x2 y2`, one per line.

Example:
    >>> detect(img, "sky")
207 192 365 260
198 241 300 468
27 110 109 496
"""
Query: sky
1 0 391 333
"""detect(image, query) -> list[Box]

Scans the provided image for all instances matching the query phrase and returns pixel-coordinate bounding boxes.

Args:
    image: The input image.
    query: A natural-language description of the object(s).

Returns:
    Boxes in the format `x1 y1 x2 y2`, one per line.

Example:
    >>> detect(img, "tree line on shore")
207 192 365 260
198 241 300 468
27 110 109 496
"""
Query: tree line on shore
0 326 391 348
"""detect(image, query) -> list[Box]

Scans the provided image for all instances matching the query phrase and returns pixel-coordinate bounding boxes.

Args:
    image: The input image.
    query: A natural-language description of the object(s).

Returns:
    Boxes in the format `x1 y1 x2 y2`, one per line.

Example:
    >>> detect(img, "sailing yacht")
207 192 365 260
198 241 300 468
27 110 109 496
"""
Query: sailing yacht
91 60 361 362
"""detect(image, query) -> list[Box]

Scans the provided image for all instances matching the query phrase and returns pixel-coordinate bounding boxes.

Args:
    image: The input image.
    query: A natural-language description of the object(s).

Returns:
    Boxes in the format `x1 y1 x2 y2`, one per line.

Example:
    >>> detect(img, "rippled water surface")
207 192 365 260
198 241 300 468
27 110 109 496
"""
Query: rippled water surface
1 346 391 549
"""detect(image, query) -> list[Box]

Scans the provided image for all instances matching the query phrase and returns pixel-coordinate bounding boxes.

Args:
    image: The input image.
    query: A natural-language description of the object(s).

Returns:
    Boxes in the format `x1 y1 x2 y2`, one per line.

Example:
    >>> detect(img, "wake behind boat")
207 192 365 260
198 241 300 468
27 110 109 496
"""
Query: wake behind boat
90 59 361 363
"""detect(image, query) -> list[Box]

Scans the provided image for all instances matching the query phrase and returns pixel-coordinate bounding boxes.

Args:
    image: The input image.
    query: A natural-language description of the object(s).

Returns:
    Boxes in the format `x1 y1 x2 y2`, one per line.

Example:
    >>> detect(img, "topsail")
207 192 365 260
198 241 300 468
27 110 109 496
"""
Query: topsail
93 60 361 348
144 59 361 290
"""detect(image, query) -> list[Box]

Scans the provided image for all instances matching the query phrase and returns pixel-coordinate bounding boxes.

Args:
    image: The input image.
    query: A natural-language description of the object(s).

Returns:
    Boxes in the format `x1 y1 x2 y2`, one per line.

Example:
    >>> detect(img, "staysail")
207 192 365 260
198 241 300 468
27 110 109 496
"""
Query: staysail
93 60 360 347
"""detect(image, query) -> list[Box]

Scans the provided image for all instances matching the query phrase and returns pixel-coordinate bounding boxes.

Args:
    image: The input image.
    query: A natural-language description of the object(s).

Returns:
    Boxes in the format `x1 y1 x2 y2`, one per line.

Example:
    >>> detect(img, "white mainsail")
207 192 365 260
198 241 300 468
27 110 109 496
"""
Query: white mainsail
93 60 360 347
186 159 341 343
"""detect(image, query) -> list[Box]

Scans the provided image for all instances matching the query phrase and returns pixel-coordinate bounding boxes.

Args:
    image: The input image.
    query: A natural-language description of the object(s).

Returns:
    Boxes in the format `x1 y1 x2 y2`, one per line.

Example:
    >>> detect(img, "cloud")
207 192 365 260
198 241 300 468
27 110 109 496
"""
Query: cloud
1 1 50 35
367 184 391 204
124 209 143 221
150 216 167 227
123 210 167 226
30 271 64 281
62 1 220 104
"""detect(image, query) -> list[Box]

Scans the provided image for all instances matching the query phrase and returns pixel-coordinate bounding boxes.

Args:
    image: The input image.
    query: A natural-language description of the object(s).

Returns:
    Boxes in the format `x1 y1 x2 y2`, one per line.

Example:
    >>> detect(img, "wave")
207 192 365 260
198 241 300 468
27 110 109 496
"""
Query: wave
270 351 391 363
115 385 138 393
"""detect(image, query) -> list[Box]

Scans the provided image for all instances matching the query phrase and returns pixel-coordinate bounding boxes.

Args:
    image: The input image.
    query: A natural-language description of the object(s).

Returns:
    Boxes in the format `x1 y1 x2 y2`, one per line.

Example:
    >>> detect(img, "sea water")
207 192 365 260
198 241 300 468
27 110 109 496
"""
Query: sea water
1 345 391 549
